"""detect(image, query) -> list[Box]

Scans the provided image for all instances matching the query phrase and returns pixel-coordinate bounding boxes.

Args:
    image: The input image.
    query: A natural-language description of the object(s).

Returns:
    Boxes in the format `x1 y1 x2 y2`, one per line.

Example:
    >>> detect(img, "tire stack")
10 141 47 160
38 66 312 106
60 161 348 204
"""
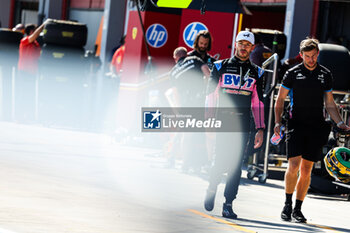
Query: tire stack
40 19 88 75
0 28 23 66
38 20 89 129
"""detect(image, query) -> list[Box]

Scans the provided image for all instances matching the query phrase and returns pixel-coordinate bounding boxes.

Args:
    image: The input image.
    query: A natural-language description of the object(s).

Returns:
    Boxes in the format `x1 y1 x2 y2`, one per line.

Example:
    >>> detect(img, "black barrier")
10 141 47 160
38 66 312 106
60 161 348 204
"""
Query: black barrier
43 20 87 48
318 43 350 91
0 29 22 121
0 38 117 132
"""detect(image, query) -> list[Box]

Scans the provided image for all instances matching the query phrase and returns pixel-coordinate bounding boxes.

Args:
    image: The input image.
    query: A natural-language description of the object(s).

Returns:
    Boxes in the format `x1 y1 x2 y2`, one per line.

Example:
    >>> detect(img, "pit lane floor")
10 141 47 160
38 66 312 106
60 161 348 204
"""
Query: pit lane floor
0 122 348 233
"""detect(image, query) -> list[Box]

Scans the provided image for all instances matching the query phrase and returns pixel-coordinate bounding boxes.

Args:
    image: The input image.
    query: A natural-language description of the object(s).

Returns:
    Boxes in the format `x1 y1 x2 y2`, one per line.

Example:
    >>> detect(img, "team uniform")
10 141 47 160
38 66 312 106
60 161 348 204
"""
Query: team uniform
169 55 208 171
169 55 206 107
16 36 41 122
18 36 41 75
111 45 125 74
282 63 333 162
207 56 265 203
187 50 216 69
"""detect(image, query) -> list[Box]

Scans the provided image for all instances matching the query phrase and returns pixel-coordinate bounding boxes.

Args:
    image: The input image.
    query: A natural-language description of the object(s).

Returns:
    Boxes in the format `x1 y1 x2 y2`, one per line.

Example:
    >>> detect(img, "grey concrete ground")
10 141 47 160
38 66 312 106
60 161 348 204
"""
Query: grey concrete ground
0 122 348 233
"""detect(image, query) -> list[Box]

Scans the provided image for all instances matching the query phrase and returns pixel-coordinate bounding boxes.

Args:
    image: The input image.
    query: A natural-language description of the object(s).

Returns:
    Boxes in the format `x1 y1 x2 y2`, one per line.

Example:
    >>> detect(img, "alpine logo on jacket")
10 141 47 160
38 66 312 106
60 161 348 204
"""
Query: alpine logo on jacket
296 73 306 80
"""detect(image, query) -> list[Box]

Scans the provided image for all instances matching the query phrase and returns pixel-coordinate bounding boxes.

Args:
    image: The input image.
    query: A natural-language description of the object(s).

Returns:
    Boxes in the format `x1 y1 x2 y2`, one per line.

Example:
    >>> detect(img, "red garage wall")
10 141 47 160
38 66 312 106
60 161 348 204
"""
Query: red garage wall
178 9 240 60
123 10 182 83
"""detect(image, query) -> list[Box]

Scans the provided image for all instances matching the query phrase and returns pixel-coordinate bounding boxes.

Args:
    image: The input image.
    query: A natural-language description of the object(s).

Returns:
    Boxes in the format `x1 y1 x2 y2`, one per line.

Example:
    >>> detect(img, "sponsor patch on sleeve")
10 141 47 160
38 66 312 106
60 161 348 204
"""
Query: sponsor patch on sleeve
214 61 223 71
257 66 264 78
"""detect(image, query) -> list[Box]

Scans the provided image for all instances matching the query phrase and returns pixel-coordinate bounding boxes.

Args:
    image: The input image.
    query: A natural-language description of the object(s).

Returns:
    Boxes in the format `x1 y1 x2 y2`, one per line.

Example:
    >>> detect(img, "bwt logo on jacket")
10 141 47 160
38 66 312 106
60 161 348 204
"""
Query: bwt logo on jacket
146 24 168 48
183 22 208 48
221 74 255 90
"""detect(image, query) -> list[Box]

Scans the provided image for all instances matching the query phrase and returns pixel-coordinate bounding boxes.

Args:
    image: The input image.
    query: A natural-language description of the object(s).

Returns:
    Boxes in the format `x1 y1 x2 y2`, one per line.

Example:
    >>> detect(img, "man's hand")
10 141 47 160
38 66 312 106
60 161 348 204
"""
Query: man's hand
43 18 52 25
254 129 264 149
28 18 53 43
274 123 281 136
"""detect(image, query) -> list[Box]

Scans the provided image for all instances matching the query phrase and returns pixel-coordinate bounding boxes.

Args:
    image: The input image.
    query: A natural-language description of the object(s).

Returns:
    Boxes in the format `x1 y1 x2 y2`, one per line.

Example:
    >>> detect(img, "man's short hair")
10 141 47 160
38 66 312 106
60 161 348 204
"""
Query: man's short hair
300 38 319 53
24 24 36 35
173 47 187 59
193 30 212 52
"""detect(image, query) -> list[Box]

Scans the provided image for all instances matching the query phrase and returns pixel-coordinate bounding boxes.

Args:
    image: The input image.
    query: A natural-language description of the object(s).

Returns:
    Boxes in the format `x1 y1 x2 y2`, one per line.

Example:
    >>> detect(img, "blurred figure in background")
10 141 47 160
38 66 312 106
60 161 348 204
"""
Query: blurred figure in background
164 47 210 171
18 19 50 75
109 35 126 77
168 47 210 107
16 19 50 123
284 53 302 68
189 30 218 167
250 33 272 67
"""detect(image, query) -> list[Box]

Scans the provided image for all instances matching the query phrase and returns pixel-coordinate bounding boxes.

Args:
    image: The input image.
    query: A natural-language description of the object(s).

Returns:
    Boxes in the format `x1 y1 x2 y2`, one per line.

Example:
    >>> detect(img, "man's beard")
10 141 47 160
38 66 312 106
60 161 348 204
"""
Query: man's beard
305 61 316 69
198 47 207 54
237 49 249 60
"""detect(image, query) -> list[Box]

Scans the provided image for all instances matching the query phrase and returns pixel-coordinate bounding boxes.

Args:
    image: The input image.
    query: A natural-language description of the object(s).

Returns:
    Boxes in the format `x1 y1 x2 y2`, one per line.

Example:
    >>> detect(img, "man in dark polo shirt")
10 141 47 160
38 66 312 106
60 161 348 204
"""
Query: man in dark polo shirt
274 38 350 223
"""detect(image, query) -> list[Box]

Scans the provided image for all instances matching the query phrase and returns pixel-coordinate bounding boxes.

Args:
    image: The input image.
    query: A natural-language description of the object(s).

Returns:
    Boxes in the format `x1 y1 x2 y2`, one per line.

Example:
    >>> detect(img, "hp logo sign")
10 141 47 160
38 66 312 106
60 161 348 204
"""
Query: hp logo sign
183 22 208 48
146 24 168 48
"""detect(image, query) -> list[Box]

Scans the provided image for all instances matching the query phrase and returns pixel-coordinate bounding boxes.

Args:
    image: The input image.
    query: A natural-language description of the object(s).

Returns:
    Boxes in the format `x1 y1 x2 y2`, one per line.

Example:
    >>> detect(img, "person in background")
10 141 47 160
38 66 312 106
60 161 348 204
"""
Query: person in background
168 47 210 107
189 30 218 167
108 35 126 62
16 19 50 123
275 38 350 223
18 19 51 75
188 30 216 69
110 35 126 77
165 46 210 171
250 33 272 67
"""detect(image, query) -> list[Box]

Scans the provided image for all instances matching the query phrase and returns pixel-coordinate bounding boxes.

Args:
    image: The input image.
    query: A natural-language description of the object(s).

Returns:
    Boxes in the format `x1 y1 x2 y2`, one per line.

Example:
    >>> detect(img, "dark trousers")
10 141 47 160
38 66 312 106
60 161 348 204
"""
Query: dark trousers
182 133 208 170
208 131 249 203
